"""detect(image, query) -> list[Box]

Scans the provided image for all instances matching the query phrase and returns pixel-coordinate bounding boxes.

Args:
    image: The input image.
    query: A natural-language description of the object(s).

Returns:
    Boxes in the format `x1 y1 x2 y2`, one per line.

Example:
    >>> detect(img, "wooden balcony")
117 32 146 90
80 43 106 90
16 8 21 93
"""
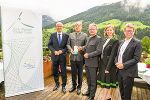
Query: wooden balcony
0 72 150 100
0 51 150 100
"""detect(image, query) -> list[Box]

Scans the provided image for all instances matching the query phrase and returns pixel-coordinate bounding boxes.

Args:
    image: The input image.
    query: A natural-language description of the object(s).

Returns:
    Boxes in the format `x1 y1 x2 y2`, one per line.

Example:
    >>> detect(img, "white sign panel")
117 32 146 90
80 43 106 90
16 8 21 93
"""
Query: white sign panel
1 6 44 97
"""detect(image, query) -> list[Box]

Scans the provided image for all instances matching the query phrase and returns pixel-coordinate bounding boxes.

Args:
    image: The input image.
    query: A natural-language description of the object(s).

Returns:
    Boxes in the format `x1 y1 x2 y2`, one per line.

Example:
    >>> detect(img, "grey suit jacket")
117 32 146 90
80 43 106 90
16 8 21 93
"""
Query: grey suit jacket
115 38 143 79
84 35 103 67
67 32 88 61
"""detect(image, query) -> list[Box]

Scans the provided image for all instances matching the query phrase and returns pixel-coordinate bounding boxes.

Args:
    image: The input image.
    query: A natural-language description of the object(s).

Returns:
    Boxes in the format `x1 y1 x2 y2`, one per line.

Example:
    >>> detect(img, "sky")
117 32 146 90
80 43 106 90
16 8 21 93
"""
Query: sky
0 0 150 21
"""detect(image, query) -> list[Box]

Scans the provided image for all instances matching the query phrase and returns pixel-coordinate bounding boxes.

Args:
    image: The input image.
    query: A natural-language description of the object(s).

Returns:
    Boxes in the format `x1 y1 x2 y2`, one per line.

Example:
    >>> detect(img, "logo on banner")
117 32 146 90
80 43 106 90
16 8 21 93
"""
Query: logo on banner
24 58 35 69
6 12 35 34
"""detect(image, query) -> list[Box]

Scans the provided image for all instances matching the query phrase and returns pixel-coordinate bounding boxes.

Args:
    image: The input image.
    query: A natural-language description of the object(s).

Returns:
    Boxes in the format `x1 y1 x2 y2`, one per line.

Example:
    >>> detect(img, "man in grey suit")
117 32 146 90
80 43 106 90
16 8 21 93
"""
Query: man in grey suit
115 23 143 100
82 23 103 100
67 22 88 95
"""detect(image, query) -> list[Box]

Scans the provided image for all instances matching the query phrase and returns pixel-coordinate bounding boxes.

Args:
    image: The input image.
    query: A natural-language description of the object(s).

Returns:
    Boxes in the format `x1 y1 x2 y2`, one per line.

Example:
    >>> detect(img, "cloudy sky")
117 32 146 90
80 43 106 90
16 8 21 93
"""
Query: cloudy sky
0 0 150 21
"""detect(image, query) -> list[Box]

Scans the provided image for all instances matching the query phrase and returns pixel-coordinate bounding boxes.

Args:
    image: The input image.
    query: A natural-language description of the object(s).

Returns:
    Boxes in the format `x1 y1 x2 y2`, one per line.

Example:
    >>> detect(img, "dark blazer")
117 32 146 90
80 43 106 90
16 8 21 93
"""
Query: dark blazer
102 38 119 71
115 38 143 78
48 32 69 61
84 35 103 67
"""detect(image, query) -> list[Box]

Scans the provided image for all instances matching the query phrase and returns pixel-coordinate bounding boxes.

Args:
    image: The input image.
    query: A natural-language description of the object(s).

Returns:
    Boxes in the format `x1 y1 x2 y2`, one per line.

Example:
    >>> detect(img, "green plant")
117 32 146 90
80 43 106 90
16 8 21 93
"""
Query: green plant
43 47 51 62
141 36 150 53
0 52 2 59
43 55 51 63
144 58 150 65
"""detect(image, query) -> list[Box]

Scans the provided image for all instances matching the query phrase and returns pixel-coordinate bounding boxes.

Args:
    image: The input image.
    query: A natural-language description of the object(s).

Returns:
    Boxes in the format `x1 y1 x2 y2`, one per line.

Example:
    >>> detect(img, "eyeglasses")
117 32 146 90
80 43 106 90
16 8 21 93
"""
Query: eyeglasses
57 26 63 27
125 30 134 33
89 29 96 30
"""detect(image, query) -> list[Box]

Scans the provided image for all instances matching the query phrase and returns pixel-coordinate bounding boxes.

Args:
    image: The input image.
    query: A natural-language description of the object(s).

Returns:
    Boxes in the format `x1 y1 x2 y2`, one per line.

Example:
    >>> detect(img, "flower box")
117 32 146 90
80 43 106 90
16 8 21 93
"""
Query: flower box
146 64 150 68
43 60 53 78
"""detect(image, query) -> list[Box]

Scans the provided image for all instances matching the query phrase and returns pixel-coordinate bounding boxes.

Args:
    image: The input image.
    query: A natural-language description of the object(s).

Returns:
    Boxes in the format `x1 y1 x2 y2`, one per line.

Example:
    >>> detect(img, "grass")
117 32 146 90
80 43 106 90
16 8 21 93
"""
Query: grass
120 21 150 31
148 54 150 58
97 19 122 29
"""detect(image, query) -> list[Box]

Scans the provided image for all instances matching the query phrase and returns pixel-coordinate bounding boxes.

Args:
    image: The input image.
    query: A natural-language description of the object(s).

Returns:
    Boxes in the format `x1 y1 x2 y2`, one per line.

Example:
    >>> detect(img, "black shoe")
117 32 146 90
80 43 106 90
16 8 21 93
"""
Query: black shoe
62 87 66 94
53 85 60 91
69 87 76 92
87 97 94 100
77 89 81 95
82 91 90 96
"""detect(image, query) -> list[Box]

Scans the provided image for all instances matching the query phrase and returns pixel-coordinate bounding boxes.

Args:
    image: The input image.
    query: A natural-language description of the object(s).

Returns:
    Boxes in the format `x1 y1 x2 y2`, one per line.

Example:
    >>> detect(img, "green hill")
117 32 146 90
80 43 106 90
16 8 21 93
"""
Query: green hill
43 19 150 46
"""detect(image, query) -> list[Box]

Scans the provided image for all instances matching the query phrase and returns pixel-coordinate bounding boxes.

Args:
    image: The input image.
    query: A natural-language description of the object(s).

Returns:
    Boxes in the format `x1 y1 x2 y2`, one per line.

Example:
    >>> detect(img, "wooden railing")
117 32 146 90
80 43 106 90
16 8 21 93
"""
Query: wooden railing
43 47 71 66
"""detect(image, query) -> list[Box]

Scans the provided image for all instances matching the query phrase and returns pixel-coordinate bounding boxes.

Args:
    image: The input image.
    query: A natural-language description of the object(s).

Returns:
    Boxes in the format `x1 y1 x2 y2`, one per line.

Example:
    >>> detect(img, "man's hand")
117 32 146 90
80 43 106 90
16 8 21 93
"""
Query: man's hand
78 46 83 51
54 51 59 55
84 53 88 58
58 50 63 54
71 49 74 54
105 70 109 74
115 62 124 69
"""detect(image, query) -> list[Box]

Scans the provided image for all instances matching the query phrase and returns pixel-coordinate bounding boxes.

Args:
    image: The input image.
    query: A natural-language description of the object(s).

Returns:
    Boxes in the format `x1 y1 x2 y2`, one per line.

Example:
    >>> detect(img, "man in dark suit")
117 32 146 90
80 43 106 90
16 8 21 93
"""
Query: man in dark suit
82 23 103 100
115 23 143 100
48 22 69 93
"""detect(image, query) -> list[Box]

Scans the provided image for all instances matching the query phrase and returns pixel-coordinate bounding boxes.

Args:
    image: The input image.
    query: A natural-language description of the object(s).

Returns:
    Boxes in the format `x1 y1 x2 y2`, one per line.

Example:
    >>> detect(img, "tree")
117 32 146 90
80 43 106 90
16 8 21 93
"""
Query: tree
141 36 150 53
0 30 1 49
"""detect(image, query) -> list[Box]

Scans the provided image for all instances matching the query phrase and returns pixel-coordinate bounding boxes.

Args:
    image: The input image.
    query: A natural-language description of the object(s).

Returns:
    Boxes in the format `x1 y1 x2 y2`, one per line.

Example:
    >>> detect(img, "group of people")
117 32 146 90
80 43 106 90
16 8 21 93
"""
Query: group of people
48 21 143 100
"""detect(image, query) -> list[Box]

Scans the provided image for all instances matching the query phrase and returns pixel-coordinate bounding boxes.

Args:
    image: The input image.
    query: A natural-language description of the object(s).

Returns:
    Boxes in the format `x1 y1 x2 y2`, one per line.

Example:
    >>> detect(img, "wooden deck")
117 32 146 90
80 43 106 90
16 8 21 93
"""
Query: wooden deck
0 72 150 100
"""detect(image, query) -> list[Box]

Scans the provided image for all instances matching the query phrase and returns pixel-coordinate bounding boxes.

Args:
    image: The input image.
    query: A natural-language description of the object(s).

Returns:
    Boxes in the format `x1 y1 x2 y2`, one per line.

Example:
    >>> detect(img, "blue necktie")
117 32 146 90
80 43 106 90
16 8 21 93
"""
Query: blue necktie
58 34 61 45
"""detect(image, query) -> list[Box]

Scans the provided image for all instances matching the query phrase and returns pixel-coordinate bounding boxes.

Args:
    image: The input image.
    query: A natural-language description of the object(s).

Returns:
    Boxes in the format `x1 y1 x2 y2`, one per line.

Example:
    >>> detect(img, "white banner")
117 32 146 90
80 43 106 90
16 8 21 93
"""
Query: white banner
1 6 44 97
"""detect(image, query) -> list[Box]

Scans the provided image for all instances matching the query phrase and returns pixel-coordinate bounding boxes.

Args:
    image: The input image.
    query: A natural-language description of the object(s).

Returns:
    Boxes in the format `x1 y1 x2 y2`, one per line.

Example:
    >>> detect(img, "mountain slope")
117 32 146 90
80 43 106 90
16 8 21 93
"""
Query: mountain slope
42 15 55 27
44 2 150 29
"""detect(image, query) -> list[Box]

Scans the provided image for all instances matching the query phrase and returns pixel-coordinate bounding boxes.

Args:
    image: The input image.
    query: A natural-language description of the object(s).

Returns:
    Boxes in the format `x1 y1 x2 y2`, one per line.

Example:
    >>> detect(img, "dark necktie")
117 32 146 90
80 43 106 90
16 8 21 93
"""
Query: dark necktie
58 34 61 45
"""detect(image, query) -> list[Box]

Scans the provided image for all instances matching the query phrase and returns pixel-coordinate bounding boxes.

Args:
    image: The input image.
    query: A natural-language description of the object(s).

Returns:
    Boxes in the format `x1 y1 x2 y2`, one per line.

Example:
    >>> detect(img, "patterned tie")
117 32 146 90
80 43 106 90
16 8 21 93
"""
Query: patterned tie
58 34 61 45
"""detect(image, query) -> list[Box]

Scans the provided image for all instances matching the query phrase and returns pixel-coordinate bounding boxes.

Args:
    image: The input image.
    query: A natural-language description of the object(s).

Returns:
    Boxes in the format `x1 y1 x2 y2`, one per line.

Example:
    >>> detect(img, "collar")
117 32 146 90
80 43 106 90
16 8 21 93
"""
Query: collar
106 36 115 40
125 38 132 43
57 32 62 35
90 34 96 38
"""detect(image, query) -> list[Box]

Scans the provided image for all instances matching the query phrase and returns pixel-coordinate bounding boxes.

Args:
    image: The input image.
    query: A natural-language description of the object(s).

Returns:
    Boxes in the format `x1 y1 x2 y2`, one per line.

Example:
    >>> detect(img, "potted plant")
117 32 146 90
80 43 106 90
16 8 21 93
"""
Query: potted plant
144 58 150 68
43 47 52 78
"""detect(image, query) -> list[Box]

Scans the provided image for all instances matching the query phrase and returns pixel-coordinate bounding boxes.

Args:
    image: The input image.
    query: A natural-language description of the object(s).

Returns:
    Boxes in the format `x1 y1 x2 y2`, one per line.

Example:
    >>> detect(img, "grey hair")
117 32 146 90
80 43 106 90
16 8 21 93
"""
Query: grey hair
124 23 135 31
89 23 98 30
56 22 63 26
75 21 82 25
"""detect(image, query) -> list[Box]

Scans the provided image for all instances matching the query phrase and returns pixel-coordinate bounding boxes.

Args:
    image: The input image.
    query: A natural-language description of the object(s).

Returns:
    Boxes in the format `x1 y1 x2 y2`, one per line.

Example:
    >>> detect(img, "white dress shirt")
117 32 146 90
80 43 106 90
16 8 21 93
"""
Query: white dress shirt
118 38 132 63
101 38 110 59
103 38 110 51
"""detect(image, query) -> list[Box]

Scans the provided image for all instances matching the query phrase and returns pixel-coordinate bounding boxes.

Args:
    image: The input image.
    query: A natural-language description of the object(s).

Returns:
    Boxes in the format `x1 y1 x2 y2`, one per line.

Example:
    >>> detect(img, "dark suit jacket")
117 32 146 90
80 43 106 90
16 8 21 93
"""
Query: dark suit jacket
101 38 119 71
84 35 103 67
48 32 69 61
115 38 143 79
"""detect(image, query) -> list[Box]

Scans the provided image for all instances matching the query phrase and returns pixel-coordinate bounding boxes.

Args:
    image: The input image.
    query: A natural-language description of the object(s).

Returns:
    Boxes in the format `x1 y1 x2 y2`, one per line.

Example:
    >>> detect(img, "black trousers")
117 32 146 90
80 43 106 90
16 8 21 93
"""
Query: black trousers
70 61 83 89
118 73 134 100
52 57 67 87
85 66 97 98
